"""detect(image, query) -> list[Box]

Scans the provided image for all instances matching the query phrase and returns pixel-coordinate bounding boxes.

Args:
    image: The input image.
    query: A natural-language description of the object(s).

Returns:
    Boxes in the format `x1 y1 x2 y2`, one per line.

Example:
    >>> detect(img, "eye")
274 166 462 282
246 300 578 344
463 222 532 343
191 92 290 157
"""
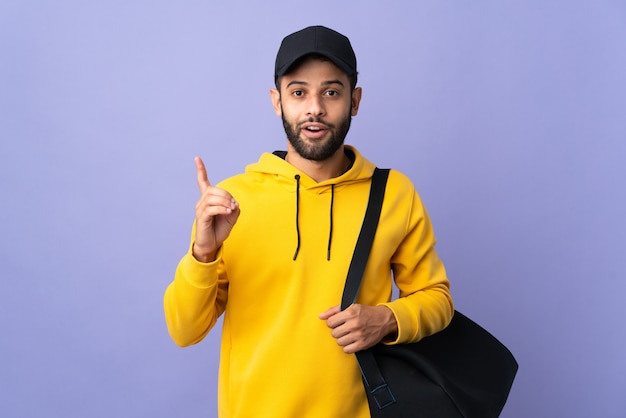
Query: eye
325 90 338 97
292 90 304 97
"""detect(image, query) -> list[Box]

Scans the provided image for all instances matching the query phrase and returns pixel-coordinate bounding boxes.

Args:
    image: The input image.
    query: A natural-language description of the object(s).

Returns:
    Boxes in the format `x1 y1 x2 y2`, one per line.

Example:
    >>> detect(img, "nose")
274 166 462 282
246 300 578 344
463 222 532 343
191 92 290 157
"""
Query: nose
306 95 325 118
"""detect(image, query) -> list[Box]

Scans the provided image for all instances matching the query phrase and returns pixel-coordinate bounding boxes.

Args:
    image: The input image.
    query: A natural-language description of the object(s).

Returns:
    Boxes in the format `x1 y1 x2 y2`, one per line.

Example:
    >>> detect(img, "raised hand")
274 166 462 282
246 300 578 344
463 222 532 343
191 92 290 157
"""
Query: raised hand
192 156 240 262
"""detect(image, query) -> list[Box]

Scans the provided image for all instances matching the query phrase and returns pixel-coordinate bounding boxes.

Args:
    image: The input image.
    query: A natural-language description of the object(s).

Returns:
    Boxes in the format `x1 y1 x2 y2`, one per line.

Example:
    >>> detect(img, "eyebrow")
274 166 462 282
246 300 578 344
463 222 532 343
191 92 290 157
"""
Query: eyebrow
286 79 345 88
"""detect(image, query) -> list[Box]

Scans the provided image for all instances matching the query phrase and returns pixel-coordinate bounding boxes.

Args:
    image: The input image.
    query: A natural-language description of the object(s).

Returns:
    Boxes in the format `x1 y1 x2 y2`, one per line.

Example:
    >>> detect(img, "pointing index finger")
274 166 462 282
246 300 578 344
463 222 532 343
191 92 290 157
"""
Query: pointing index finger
194 156 211 193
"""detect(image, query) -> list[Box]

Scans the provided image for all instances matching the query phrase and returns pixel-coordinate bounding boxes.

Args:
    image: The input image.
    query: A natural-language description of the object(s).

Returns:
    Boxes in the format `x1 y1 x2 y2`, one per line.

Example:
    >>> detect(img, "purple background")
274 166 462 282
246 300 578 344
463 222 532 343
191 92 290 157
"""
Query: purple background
2 1 625 417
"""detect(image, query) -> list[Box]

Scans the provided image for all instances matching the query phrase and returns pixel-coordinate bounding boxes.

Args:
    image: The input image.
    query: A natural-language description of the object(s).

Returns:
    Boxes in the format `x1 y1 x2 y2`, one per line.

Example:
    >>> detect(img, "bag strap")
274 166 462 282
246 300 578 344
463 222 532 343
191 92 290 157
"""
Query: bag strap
340 167 398 410
340 167 389 309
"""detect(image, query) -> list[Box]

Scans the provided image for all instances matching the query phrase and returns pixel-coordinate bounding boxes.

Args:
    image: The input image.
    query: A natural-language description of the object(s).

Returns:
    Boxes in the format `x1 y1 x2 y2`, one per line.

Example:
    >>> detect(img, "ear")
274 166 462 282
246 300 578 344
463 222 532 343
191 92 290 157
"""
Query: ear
350 87 362 116
270 88 282 117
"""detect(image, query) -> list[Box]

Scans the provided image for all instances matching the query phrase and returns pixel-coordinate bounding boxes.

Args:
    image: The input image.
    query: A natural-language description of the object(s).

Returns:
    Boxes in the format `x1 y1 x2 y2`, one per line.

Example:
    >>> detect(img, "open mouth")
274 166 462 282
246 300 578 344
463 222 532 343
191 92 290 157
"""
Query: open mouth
301 122 329 138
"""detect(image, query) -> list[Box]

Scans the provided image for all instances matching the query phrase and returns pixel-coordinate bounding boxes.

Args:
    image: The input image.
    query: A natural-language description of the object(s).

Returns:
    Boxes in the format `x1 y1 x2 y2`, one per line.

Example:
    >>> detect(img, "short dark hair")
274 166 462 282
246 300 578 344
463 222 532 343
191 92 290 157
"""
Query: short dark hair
274 53 358 91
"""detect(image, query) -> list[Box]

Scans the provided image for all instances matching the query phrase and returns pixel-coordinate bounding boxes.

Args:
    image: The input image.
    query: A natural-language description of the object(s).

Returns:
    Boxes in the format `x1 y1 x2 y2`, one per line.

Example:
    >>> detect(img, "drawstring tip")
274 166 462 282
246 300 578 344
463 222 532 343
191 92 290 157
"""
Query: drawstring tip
293 174 301 261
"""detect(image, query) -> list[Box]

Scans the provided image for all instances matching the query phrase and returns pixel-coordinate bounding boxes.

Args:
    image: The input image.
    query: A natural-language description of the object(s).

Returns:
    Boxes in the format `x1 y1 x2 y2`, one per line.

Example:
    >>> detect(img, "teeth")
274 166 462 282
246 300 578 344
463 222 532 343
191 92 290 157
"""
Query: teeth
307 127 321 131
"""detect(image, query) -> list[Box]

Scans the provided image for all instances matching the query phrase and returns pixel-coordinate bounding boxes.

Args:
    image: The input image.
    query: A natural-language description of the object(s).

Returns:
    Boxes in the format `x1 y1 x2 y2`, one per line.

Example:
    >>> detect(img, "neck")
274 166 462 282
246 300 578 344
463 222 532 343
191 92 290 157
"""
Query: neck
285 145 350 182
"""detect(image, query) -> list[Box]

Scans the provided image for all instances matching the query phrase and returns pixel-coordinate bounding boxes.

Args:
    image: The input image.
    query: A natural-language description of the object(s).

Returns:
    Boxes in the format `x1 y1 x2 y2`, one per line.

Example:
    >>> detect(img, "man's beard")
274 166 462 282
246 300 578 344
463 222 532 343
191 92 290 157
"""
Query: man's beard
281 109 352 161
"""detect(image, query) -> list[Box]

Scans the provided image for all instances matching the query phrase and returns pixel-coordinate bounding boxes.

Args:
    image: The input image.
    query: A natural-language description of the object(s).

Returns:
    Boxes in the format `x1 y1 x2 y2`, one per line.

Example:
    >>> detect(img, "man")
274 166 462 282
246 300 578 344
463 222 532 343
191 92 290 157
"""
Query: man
164 26 454 418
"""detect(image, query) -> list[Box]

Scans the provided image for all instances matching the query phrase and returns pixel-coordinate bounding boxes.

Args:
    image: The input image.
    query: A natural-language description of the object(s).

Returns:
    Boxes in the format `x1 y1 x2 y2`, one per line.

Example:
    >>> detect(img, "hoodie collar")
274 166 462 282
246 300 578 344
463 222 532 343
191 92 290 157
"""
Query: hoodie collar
246 145 376 189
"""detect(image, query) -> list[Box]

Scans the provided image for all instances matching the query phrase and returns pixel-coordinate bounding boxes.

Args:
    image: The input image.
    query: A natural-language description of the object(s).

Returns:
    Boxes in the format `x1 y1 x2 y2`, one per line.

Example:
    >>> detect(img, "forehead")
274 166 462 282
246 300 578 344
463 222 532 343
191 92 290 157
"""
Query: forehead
280 56 350 87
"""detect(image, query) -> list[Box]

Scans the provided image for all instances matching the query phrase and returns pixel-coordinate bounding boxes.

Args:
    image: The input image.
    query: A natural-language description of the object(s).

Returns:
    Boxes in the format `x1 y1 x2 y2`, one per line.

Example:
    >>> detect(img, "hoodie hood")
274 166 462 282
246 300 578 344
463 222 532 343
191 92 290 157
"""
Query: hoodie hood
245 145 377 190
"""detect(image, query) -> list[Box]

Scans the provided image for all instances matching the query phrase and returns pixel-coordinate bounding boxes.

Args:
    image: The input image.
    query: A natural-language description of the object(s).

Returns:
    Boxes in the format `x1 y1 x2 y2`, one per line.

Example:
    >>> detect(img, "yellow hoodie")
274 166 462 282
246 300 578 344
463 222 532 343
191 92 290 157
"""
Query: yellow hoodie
164 146 453 418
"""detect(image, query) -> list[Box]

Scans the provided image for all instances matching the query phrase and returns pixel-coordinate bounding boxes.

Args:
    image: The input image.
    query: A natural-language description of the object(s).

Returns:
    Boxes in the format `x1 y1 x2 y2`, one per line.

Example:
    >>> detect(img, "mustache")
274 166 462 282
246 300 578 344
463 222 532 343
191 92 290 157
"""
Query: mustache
297 117 336 128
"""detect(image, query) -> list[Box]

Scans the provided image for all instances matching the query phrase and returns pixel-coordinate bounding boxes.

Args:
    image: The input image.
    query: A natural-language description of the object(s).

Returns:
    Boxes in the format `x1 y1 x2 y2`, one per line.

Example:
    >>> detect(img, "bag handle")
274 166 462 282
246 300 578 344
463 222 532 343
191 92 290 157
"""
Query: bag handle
340 168 397 410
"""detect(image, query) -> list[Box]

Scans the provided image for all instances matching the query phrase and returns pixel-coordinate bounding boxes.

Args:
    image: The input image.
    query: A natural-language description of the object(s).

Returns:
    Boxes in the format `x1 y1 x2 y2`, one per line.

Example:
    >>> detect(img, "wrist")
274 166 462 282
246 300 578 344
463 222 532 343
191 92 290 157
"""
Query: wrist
381 305 399 342
192 243 218 263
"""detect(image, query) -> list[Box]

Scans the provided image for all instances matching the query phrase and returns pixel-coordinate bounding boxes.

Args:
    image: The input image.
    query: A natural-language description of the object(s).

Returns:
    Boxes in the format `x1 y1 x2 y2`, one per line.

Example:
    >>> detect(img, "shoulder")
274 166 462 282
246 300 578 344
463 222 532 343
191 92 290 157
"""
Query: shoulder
217 172 260 197
386 168 414 187
381 169 430 217
383 168 418 196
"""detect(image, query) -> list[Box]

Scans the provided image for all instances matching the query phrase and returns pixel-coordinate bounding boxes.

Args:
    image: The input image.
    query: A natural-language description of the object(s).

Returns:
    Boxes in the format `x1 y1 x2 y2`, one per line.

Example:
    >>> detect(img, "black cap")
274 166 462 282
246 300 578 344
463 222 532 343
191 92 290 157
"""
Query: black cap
274 26 357 80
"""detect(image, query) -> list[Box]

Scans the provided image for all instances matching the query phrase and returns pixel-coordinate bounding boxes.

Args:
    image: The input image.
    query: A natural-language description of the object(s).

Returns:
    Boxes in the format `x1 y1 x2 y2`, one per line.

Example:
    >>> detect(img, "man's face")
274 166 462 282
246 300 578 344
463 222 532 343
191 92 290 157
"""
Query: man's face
271 57 362 161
